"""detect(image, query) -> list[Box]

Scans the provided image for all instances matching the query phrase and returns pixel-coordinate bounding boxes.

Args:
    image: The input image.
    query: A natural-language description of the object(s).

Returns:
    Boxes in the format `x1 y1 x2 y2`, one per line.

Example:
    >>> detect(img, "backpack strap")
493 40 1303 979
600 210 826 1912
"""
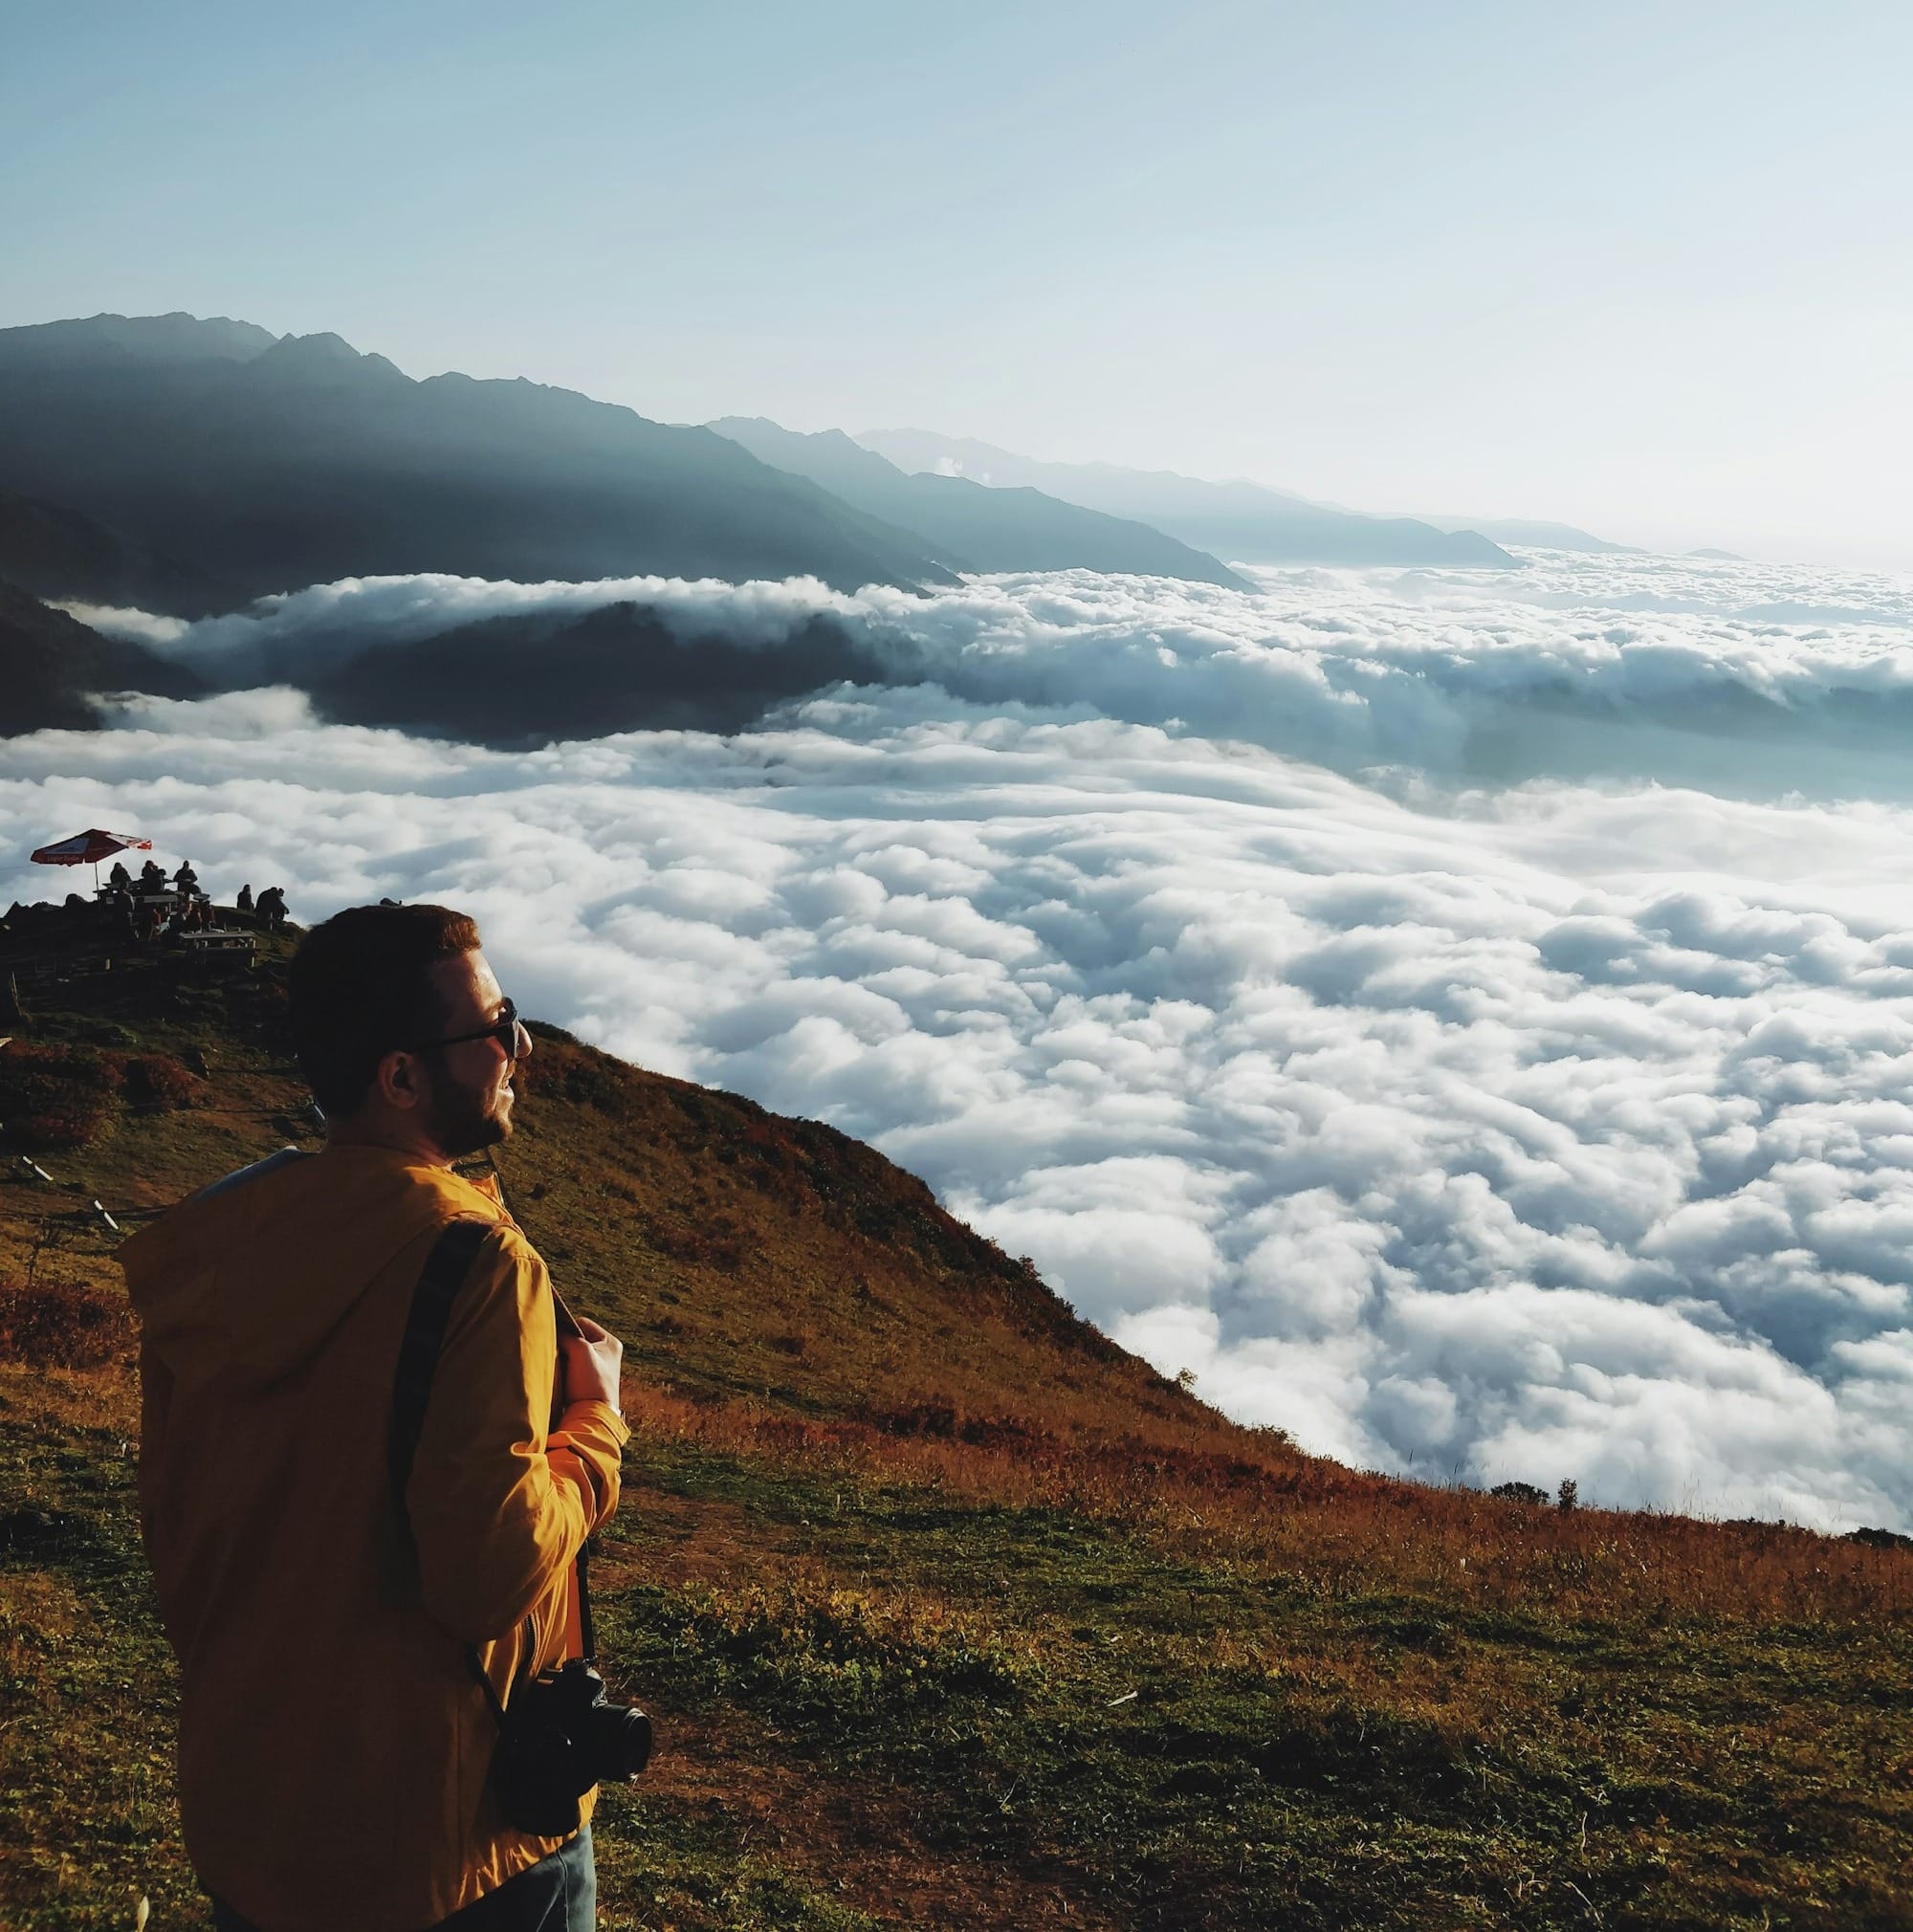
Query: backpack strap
388 1218 492 1513
387 1217 596 1723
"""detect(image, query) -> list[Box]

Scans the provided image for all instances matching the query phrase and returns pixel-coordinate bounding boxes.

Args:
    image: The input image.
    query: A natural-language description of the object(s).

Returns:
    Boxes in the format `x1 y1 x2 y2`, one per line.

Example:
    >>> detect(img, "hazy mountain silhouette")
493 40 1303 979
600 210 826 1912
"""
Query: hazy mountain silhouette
856 429 1516 569
0 581 207 735
710 418 1247 589
1421 515 1638 555
305 601 892 747
0 489 243 619
0 314 958 600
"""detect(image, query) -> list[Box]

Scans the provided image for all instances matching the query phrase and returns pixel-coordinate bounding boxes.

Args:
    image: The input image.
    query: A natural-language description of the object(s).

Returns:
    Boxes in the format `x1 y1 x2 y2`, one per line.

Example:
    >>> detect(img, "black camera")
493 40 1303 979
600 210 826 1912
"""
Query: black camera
493 1658 653 1838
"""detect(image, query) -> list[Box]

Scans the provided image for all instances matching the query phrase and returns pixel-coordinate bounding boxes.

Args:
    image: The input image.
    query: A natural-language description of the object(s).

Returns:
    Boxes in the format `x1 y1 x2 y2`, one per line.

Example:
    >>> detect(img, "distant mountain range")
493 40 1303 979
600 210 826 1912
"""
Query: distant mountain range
0 314 959 605
709 419 1246 588
1419 515 1638 555
0 312 1528 634
10 309 1748 747
855 429 1517 569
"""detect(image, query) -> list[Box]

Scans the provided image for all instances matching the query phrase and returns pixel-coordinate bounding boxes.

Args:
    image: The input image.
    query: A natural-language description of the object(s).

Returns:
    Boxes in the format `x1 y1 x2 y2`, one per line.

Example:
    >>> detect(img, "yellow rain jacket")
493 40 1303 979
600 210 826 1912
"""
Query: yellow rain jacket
121 1143 629 1932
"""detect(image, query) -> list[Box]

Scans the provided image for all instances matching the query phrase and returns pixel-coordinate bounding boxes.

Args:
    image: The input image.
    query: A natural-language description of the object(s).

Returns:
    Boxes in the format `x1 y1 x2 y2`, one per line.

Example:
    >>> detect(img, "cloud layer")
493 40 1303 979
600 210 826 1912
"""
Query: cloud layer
15 551 1913 1530
74 547 1913 798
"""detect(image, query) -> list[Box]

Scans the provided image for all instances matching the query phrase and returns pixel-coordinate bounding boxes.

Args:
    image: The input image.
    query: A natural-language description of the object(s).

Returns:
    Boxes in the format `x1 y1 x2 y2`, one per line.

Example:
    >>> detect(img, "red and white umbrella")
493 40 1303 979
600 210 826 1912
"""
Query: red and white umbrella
30 828 154 890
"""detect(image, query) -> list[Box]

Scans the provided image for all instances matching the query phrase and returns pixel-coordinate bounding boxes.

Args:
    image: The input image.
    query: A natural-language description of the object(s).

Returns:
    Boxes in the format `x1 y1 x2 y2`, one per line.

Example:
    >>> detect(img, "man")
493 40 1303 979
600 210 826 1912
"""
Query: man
122 904 628 1931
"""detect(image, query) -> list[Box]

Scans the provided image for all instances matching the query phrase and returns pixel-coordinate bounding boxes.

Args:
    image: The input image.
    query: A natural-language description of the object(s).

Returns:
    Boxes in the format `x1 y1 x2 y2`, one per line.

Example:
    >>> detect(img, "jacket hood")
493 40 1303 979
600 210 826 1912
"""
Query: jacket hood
121 1144 508 1394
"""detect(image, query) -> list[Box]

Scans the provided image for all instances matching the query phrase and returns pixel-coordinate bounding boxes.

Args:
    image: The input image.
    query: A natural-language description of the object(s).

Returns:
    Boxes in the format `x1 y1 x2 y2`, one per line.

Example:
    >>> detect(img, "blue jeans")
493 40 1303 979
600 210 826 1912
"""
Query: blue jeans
210 1827 595 1932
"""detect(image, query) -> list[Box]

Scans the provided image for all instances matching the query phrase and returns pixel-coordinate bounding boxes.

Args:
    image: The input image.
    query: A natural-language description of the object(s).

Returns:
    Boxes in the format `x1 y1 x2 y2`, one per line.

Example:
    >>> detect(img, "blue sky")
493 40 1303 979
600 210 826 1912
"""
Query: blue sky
6 1 1909 566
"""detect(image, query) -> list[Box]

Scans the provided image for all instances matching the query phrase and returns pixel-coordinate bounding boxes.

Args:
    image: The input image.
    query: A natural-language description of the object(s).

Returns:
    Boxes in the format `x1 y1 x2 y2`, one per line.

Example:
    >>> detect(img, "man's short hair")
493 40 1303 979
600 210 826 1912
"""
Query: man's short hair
289 904 481 1118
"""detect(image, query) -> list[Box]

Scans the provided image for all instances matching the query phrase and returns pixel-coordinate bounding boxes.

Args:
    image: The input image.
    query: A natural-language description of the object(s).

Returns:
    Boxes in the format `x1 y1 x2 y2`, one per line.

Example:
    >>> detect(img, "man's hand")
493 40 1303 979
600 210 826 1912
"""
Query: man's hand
559 1315 625 1413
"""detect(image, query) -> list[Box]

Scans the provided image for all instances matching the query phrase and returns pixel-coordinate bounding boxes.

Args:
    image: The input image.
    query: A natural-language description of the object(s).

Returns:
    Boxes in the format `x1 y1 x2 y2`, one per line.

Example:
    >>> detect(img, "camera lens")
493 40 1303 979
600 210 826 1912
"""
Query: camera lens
588 1701 653 1782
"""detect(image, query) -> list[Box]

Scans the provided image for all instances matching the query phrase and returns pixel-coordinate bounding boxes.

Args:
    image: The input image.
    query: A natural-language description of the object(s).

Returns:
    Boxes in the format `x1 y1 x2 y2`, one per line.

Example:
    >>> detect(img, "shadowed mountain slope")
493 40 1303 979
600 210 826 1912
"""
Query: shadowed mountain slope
857 428 1517 569
710 418 1247 588
0 580 207 735
303 601 897 747
0 489 244 620
0 314 958 600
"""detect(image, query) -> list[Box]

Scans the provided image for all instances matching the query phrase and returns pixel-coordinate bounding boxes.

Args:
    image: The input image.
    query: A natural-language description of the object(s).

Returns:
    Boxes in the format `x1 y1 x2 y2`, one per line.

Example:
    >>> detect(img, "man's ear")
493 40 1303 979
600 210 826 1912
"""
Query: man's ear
373 1048 426 1112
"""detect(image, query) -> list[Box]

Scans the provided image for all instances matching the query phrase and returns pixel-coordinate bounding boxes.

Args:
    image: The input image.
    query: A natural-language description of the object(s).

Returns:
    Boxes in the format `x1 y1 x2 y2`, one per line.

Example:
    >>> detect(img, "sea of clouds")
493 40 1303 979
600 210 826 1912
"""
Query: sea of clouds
14 550 1913 1530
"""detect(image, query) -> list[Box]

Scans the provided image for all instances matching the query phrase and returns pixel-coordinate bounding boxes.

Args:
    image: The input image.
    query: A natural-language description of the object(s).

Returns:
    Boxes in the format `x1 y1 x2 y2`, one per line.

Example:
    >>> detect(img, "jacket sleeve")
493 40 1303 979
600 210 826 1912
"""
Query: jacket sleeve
406 1223 629 1644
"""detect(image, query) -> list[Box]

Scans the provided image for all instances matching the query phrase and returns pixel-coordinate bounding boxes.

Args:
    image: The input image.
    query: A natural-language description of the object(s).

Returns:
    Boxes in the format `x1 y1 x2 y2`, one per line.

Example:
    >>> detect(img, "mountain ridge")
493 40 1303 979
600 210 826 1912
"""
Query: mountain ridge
855 428 1519 569
710 417 1248 588
0 314 960 603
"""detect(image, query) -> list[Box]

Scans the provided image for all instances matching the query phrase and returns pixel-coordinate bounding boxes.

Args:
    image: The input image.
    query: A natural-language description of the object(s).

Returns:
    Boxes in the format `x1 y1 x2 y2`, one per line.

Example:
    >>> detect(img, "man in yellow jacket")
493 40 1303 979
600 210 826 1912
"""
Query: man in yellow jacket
123 903 629 1931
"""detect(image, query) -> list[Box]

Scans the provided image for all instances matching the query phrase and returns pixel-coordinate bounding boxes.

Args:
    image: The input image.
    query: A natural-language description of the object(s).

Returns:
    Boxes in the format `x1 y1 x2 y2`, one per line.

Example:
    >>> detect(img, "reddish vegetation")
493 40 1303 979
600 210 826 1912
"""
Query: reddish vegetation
0 1042 117 1150
618 1381 1913 1629
121 1052 203 1110
0 1276 134 1369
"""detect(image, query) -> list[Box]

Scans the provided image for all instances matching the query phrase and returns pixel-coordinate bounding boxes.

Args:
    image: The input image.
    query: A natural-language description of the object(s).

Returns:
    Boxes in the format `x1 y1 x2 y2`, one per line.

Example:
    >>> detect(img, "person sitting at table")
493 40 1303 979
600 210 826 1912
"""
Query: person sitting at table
235 884 254 920
108 861 134 890
256 886 289 931
138 903 165 943
174 860 201 897
141 860 167 891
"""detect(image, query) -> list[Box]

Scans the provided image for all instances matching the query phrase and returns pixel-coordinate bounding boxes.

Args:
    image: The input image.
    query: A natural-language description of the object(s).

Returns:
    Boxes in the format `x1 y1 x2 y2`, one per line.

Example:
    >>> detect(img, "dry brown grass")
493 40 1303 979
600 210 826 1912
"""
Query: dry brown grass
618 1379 1913 1629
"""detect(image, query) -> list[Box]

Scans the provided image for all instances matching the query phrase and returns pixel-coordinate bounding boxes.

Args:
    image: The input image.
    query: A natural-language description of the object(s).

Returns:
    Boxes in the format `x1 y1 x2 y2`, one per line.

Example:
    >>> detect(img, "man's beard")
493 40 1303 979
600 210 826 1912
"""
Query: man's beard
423 1075 513 1160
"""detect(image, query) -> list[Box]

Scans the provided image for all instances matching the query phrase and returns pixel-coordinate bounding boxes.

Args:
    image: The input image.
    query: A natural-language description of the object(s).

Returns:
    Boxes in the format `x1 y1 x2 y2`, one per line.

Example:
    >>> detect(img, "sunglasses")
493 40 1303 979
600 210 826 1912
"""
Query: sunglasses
411 996 527 1057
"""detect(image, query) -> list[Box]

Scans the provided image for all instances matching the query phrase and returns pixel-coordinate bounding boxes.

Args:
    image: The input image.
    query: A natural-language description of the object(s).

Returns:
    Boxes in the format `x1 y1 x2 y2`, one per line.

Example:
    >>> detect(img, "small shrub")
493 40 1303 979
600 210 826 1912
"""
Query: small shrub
1492 1481 1550 1506
0 1043 117 1150
0 1277 135 1368
1846 1526 1913 1552
121 1052 203 1110
1557 1479 1579 1513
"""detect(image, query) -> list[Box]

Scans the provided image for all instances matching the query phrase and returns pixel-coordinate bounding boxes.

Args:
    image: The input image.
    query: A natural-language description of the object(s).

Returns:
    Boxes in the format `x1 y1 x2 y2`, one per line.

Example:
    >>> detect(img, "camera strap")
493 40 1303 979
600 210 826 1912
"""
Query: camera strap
387 1217 598 1732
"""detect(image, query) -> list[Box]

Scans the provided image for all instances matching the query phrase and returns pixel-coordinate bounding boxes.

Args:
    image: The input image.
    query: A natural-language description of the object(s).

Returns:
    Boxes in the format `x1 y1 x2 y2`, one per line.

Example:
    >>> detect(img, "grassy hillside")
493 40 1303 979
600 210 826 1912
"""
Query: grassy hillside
1 917 1909 1930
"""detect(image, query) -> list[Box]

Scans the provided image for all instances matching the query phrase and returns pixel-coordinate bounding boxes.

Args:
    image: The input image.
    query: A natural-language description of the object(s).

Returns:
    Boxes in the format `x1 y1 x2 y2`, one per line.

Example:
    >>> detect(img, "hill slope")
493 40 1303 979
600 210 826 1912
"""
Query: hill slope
303 602 895 747
0 314 958 600
0 921 1908 1931
0 489 244 620
0 579 207 735
856 429 1518 570
710 418 1247 588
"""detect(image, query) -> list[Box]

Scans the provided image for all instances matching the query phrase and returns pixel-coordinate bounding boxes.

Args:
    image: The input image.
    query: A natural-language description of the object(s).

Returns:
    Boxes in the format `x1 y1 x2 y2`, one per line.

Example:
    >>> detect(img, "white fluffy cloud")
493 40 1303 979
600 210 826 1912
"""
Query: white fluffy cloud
77 548 1913 801
12 551 1913 1531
